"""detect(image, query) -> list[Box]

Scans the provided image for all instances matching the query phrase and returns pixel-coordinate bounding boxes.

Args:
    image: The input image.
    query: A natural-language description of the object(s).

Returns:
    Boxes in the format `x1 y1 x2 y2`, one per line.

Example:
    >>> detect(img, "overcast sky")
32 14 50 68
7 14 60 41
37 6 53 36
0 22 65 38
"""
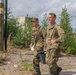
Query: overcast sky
8 0 76 30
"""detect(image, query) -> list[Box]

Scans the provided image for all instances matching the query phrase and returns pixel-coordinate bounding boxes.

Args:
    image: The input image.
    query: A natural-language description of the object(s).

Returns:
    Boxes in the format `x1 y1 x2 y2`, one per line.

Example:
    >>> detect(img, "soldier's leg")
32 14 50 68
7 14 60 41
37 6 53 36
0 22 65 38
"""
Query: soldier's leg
33 52 41 75
56 48 62 75
57 66 62 75
32 47 43 75
46 49 59 75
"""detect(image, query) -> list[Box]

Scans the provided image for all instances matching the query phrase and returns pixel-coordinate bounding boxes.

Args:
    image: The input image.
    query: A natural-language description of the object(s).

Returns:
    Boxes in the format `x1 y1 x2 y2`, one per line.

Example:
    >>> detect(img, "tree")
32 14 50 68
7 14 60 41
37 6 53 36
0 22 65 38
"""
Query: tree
60 6 76 54
12 16 32 48
60 6 72 35
42 13 48 28
7 18 18 37
7 8 18 38
23 17 32 47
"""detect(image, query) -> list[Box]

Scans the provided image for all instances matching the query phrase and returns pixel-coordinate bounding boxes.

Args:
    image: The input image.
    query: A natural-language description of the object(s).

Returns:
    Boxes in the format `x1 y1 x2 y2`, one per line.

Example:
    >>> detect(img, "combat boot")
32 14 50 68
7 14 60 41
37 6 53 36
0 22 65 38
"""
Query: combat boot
57 67 62 75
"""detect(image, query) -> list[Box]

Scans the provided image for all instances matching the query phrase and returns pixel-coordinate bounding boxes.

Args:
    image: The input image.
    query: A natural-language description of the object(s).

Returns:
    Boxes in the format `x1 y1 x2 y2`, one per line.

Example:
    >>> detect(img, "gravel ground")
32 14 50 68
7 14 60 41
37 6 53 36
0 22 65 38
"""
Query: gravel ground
0 48 76 75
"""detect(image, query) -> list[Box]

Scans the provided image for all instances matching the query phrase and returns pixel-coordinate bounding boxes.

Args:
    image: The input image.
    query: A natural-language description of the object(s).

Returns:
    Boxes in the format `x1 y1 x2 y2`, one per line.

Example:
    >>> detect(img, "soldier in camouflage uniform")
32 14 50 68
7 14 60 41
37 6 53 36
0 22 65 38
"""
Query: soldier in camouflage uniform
46 13 65 75
30 18 46 75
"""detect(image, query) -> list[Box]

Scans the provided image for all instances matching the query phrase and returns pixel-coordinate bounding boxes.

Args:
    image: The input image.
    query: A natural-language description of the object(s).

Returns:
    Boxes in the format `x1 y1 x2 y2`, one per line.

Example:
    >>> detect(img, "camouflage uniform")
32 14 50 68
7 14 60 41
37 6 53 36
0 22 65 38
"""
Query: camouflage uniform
31 18 46 75
46 23 65 75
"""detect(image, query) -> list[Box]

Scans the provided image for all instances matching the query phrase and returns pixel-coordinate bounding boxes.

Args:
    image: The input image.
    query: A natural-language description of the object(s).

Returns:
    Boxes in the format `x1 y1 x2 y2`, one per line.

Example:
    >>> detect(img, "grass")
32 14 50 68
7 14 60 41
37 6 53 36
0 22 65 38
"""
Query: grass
0 56 4 62
21 61 33 71
17 61 33 73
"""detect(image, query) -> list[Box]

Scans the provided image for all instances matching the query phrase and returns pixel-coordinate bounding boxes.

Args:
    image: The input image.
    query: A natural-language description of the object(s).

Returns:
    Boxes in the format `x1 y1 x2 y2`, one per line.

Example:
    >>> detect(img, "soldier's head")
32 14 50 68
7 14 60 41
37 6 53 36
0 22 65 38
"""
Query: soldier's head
48 13 56 24
31 18 39 27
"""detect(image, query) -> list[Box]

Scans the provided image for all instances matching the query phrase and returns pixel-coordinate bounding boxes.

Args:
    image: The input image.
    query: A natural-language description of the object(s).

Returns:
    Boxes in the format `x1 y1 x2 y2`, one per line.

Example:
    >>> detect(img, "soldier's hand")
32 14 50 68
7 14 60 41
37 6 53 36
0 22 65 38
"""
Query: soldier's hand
51 39 56 44
43 47 47 51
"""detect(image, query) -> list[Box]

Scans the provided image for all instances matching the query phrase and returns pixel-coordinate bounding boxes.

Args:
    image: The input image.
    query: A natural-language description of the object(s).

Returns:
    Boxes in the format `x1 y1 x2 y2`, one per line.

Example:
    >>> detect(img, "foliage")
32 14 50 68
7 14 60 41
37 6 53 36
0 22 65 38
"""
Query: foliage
60 6 76 55
73 29 76 41
7 18 18 37
23 17 32 46
7 8 32 48
12 27 25 48
7 9 18 39
0 56 4 62
12 16 32 48
21 62 33 71
42 13 48 28
60 6 72 35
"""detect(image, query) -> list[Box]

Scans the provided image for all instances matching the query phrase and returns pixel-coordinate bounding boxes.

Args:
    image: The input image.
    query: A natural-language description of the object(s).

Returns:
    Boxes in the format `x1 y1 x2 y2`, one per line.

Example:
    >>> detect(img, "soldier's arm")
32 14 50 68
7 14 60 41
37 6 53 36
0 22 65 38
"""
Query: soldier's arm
41 27 47 50
30 35 33 47
30 27 34 46
56 26 65 43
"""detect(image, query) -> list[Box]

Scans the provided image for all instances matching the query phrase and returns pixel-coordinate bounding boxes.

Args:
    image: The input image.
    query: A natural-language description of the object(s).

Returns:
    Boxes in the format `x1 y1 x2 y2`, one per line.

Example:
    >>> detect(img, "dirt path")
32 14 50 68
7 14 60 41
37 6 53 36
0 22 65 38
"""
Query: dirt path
0 48 76 75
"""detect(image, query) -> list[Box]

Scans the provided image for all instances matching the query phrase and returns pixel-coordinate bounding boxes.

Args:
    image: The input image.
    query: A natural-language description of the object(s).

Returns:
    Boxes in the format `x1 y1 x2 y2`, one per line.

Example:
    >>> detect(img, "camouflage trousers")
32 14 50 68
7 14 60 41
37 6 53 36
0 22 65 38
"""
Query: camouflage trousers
46 48 60 75
33 46 43 74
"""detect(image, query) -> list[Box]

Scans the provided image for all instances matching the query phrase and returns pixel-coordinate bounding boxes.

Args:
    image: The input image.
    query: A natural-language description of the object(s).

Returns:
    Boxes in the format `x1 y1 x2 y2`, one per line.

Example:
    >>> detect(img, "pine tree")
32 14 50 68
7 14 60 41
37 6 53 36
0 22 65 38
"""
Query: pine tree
60 6 76 54
42 13 48 28
60 6 72 35
12 16 32 48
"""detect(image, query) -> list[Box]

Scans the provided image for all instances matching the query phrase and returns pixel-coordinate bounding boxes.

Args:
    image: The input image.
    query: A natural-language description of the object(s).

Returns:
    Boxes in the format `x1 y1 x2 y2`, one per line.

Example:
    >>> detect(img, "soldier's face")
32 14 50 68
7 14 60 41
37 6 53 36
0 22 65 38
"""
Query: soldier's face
31 21 38 27
48 15 56 23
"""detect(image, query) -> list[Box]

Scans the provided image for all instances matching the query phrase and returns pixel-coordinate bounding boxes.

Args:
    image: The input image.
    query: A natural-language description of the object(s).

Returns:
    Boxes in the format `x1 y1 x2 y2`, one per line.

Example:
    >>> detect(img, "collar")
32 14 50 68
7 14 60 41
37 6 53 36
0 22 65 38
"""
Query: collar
47 23 56 30
33 25 40 30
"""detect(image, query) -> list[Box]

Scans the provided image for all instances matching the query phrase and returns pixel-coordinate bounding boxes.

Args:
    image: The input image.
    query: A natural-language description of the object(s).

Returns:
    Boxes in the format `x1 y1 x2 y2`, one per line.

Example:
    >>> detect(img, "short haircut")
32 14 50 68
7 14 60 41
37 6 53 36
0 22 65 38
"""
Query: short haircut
49 13 56 18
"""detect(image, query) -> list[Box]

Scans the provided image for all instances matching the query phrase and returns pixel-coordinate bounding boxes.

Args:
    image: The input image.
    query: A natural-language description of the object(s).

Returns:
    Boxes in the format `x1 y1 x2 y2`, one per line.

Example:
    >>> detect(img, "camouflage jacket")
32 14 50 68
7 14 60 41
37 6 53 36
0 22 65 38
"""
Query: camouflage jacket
46 23 65 50
31 25 46 48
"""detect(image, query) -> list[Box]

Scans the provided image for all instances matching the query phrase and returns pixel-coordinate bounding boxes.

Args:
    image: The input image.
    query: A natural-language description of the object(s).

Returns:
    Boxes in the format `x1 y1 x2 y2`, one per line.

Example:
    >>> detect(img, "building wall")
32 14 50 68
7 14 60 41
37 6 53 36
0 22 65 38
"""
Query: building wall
16 16 31 29
16 16 25 27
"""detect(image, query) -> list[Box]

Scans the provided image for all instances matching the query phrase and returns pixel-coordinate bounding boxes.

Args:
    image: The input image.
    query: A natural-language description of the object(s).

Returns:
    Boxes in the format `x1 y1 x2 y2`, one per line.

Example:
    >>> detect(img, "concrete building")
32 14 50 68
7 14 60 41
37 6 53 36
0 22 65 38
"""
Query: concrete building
16 16 26 29
16 16 31 29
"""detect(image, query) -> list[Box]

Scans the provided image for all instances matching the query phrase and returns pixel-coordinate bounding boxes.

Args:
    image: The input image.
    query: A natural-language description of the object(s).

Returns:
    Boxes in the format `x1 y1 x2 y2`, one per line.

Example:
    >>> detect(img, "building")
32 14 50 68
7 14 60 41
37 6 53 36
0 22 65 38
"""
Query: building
16 16 31 29
16 16 26 29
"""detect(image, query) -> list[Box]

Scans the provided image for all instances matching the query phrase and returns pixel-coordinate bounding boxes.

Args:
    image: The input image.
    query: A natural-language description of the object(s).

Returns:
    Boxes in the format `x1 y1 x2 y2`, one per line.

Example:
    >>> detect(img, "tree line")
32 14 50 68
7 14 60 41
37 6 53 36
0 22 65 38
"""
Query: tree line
7 7 76 55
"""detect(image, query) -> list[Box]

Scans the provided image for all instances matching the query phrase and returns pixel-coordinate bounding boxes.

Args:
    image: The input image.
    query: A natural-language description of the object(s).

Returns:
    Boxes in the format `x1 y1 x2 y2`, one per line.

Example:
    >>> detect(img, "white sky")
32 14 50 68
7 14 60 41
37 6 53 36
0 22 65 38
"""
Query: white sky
8 0 76 30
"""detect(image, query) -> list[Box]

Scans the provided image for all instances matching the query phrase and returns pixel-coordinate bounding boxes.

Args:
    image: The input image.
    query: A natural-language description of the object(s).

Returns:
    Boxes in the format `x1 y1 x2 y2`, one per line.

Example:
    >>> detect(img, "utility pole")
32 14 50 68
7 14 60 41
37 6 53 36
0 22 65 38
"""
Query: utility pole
5 0 7 51
0 0 4 51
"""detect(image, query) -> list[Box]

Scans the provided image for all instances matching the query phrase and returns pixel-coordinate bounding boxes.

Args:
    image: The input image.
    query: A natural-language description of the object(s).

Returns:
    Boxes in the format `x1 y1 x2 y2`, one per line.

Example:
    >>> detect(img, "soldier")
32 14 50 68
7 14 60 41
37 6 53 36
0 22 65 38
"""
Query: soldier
46 13 65 75
30 18 46 75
